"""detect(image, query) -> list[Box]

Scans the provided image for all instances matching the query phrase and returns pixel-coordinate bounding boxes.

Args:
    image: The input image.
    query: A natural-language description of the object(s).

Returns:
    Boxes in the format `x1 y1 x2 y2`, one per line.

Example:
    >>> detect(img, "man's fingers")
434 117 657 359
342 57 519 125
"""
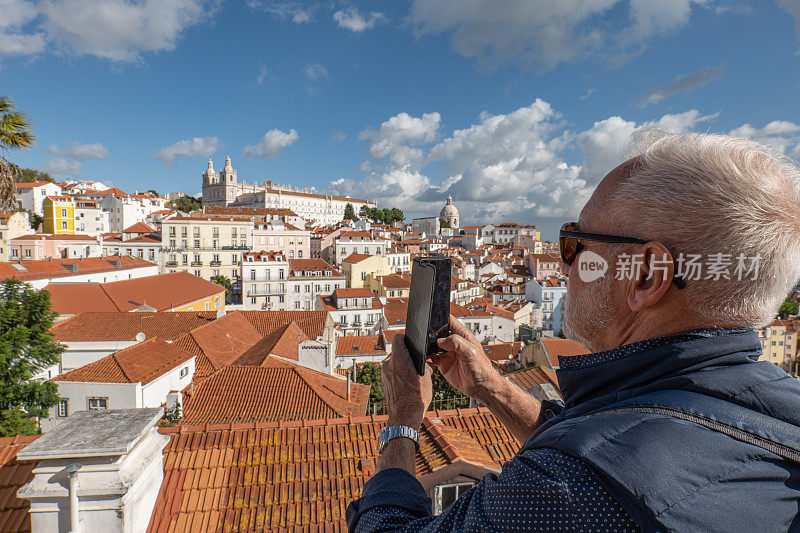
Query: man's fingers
437 333 472 357
448 314 478 344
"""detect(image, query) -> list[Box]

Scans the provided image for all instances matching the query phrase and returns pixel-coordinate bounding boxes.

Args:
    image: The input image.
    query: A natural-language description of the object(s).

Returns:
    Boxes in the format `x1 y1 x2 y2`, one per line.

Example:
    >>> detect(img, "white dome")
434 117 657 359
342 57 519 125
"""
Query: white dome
440 195 459 219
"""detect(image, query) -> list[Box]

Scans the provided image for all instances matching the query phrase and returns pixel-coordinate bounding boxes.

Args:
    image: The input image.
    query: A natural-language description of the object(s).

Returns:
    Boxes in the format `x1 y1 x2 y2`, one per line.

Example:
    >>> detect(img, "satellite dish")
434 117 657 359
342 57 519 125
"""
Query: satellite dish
135 332 146 342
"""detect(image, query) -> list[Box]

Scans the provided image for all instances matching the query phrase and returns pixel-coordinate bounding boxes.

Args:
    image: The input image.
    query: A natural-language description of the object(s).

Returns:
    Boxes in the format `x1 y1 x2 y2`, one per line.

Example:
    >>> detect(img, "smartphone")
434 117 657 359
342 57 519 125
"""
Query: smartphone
405 256 451 375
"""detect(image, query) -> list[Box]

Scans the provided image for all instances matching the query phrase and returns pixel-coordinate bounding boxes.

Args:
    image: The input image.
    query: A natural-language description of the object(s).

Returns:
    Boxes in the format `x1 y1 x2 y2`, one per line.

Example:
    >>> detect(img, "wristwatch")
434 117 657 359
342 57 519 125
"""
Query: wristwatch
378 425 420 454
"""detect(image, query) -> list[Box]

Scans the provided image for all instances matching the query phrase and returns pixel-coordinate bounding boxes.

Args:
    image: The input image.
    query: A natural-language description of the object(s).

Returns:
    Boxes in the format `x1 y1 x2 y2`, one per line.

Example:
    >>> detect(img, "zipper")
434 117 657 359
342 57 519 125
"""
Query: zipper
598 405 800 465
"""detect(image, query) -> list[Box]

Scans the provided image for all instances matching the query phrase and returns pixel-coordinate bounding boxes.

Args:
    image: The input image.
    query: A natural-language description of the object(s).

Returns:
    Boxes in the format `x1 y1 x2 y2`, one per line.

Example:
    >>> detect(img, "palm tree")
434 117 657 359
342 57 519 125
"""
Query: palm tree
210 275 232 303
0 95 35 210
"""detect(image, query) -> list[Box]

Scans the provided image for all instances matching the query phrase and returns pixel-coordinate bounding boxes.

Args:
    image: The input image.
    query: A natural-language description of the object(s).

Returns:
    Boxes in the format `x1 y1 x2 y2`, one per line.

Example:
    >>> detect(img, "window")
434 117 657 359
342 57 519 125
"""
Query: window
298 250 303 258
193 227 200 237
24 249 31 258
57 399 69 417
179 367 189 378
61 221 67 229
194 239 200 249
88 397 108 410
251 297 257 304
250 269 256 280
295 301 301 309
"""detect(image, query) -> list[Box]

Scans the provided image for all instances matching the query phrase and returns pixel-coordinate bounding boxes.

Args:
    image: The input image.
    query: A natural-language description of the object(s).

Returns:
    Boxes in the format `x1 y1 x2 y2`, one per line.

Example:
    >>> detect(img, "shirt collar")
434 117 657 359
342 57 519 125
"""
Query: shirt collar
555 328 761 408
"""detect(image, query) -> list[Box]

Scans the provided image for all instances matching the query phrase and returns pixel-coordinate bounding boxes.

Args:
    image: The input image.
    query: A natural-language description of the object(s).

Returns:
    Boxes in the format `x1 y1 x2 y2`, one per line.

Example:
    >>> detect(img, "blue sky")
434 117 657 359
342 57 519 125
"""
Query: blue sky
1 0 799 238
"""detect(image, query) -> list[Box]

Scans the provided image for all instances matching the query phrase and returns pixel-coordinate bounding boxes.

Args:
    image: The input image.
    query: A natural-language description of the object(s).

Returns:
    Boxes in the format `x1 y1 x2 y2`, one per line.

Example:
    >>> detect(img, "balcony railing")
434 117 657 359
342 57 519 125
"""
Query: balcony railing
165 261 178 267
222 245 248 250
209 260 222 266
191 261 203 266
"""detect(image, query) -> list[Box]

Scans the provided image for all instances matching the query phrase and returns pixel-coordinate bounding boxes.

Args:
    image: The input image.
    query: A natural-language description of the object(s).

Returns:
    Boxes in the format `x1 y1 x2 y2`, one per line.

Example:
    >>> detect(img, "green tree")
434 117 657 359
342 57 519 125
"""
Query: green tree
0 95 35 209
210 275 232 300
343 203 358 221
0 280 63 435
18 168 54 183
28 211 43 231
355 362 384 411
173 196 201 213
778 295 799 319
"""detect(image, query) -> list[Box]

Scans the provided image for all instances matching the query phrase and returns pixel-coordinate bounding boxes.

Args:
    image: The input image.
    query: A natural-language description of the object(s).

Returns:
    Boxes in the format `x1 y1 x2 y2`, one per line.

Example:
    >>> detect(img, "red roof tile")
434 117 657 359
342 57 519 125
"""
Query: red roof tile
149 408 516 532
0 255 152 283
50 311 218 342
505 366 560 395
233 322 309 365
54 338 194 384
482 342 522 362
45 272 225 314
181 365 369 425
341 253 373 263
0 435 38 533
540 338 590 367
122 222 157 233
335 335 386 356
239 311 327 339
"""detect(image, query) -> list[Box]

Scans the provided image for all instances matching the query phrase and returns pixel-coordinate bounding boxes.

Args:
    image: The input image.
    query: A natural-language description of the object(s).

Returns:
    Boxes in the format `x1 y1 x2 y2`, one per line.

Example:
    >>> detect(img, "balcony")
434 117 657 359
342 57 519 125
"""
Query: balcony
165 261 178 267
222 245 248 250
191 261 203 267
209 260 222 266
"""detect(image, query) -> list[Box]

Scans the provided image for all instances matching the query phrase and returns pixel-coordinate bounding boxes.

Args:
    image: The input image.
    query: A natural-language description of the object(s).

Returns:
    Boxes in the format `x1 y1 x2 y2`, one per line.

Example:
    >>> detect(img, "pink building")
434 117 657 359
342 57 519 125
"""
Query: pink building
525 253 562 280
9 234 102 260
252 222 310 260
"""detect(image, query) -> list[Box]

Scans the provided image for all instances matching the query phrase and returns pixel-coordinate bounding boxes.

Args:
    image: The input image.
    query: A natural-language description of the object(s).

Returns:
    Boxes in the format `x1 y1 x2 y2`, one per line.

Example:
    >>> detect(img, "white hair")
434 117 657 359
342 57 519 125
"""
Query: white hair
606 131 800 328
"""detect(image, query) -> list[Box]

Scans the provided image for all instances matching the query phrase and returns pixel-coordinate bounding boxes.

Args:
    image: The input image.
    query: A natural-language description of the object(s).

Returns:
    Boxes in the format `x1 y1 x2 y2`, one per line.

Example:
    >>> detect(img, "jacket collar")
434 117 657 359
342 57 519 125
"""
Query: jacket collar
556 328 761 408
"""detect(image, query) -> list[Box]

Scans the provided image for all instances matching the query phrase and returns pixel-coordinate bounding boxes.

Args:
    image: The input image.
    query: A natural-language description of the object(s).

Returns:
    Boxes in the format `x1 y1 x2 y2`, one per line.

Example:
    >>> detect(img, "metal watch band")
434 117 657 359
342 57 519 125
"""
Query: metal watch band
378 425 420 454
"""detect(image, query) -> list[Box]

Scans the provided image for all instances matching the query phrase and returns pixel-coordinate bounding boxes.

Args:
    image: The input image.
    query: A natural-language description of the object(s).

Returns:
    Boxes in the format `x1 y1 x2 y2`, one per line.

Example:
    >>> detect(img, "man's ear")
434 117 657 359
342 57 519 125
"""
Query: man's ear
626 242 675 312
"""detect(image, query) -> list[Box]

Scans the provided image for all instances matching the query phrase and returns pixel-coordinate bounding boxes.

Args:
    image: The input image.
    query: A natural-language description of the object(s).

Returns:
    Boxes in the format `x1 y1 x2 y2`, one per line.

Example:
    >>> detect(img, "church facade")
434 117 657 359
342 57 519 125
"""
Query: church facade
202 156 376 226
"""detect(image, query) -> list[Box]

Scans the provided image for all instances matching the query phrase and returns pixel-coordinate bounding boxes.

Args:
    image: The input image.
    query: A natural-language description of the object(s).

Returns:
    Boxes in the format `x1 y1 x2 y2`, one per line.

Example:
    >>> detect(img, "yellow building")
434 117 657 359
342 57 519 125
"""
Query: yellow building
43 196 75 235
340 253 391 288
758 319 797 371
367 272 411 298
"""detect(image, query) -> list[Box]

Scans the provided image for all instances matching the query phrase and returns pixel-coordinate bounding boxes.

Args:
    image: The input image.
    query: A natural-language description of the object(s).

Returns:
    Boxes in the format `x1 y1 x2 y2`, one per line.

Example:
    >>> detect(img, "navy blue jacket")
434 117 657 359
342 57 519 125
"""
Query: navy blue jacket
347 329 800 532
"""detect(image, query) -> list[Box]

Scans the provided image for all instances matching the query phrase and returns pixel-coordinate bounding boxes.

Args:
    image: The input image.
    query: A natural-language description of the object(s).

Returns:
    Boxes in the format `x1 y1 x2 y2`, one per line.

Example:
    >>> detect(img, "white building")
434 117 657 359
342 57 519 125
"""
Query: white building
15 181 62 216
75 199 110 235
241 251 289 310
316 288 383 336
201 156 376 225
0 256 158 290
286 258 346 311
439 195 460 229
526 276 568 334
0 210 33 261
42 338 195 432
333 231 390 265
85 189 167 232
386 246 411 273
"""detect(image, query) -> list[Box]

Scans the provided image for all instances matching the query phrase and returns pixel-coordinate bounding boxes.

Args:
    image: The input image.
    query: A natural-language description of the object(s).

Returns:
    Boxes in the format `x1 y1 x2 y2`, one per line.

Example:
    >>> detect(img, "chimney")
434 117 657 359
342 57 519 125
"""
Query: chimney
18 408 168 533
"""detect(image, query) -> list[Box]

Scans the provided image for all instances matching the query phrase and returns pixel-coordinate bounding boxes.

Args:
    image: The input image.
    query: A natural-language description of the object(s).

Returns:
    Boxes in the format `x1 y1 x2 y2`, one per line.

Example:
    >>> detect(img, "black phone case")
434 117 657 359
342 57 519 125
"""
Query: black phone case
405 257 451 375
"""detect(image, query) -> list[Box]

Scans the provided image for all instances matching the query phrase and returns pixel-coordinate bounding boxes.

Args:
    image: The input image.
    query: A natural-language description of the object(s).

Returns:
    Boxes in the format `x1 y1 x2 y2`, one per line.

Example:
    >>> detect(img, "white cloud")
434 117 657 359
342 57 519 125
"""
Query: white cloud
580 88 596 100
331 131 347 143
730 120 800 157
305 62 329 81
47 141 109 161
151 136 218 167
360 112 440 168
247 1 313 23
329 101 733 235
636 65 725 107
777 0 800 36
256 65 268 86
242 129 299 159
0 0 46 57
40 157 82 177
409 0 707 71
38 0 217 62
333 7 386 32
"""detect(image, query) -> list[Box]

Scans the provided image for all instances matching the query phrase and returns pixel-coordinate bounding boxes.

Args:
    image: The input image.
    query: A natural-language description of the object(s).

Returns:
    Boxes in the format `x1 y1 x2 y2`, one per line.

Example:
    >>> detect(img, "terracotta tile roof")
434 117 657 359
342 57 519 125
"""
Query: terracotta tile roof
54 338 194 384
11 233 97 242
287 259 342 277
233 322 309 365
335 335 386 356
0 435 38 533
45 272 225 315
341 253 373 263
333 287 374 298
318 292 383 312
149 408 516 533
122 222 156 233
0 256 152 283
15 181 54 189
239 310 327 339
482 341 522 362
377 273 411 289
172 312 264 380
382 328 405 346
506 365 560 395
50 311 218 342
181 365 369 425
540 338 590 367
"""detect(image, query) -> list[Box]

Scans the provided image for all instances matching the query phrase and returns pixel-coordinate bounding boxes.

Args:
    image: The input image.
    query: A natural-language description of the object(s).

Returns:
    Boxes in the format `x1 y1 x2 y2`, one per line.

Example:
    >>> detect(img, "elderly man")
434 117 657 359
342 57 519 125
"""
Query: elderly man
346 132 800 531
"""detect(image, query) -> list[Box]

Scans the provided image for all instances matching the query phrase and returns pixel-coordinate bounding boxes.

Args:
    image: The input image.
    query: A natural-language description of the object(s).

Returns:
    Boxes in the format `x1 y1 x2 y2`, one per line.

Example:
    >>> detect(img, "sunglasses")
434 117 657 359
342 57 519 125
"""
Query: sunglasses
559 222 686 289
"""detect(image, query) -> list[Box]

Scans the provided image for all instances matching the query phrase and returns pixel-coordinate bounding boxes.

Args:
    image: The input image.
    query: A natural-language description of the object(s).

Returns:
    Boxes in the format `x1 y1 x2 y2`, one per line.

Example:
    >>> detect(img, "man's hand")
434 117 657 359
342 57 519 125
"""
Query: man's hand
433 315 502 402
382 333 433 429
